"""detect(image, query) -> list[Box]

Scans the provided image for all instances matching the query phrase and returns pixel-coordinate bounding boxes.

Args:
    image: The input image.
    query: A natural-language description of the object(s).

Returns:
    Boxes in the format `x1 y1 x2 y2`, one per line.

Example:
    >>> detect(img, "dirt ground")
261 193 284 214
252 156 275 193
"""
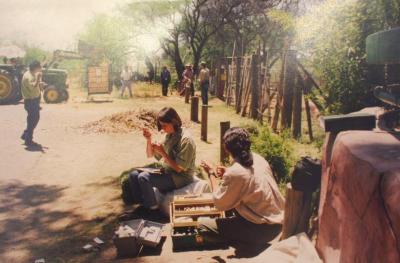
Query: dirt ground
0 84 320 263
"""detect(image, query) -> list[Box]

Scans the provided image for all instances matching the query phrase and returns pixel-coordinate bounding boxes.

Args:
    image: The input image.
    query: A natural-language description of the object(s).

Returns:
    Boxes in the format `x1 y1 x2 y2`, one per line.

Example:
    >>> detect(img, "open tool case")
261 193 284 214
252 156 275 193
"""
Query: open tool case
170 194 226 250
113 219 165 258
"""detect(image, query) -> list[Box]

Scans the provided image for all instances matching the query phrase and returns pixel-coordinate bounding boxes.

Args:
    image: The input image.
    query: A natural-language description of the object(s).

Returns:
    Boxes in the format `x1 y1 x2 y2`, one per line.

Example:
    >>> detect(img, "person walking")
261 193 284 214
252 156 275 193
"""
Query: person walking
160 66 171 96
21 60 43 146
120 66 133 98
198 61 210 105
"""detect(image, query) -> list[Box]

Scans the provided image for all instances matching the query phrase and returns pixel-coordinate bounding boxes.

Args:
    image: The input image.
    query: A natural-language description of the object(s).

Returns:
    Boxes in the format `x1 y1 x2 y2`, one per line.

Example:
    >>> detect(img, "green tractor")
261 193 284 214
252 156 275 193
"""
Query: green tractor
0 63 69 104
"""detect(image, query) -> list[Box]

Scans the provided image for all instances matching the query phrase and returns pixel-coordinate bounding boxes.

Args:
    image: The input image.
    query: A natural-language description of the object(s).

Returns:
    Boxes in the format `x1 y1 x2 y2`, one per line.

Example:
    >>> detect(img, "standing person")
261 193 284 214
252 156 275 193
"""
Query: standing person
198 61 210 105
199 127 285 247
120 66 133 98
126 107 196 215
181 64 194 96
21 60 43 146
160 66 171 96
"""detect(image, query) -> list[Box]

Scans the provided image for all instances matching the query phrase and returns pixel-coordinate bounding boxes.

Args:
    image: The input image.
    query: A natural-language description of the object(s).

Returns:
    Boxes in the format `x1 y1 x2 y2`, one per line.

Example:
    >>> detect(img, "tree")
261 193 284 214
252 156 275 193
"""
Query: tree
79 14 132 70
295 0 399 114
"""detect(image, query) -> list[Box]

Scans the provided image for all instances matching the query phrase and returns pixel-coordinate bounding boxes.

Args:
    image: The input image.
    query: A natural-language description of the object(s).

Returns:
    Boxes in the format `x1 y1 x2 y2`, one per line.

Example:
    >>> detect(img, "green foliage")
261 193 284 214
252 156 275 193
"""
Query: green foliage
24 47 50 65
249 125 294 184
79 14 132 70
295 0 393 114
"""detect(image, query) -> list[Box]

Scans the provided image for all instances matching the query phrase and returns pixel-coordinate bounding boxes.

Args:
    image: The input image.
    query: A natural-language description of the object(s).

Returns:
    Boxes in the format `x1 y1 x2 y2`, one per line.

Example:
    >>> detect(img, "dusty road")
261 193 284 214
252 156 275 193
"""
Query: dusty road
0 92 264 263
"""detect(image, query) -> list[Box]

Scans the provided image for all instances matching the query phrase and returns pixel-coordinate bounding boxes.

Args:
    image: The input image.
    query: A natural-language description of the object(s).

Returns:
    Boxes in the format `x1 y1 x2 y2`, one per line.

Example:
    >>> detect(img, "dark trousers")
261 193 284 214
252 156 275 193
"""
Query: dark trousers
161 82 169 96
200 82 209 105
198 212 282 246
128 170 176 208
23 97 40 143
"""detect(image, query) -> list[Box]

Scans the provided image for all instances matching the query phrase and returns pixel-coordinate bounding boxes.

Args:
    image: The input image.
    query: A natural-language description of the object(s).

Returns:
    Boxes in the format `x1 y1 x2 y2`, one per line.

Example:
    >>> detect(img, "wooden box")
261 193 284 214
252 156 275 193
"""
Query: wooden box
170 194 226 250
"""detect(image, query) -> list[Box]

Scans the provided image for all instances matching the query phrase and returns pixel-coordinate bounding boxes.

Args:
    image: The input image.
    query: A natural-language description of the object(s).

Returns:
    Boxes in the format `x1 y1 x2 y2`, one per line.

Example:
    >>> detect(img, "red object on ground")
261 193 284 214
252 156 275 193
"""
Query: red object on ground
317 130 400 263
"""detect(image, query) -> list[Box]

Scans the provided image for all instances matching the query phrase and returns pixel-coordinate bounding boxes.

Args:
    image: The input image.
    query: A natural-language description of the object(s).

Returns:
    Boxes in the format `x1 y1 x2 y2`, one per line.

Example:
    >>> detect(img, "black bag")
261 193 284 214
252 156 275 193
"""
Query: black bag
291 157 322 192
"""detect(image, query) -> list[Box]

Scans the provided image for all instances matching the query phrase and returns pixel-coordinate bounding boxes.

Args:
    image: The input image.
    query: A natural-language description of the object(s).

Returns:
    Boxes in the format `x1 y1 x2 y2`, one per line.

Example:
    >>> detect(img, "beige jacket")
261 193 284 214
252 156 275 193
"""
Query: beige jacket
213 153 285 225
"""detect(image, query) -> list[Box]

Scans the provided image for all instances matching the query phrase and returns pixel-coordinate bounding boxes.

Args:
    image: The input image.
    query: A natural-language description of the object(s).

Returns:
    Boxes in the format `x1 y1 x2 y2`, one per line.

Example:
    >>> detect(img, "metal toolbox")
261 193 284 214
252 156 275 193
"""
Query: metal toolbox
113 219 164 258
170 194 226 250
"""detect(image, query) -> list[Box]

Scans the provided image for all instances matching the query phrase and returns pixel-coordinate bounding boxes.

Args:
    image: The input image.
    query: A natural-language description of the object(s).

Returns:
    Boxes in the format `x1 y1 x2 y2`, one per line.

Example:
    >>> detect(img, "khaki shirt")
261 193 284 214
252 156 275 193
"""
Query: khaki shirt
198 68 210 84
21 71 40 99
156 128 196 188
213 153 285 225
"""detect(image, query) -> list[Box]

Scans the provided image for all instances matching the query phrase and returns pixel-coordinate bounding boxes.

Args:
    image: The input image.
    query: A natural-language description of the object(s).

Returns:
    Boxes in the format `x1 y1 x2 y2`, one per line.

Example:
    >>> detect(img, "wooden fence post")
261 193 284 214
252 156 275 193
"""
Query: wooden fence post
292 74 302 139
281 183 313 240
250 53 260 120
191 96 199 122
304 97 314 141
272 52 286 131
201 105 208 141
281 50 297 129
235 57 242 113
220 121 231 163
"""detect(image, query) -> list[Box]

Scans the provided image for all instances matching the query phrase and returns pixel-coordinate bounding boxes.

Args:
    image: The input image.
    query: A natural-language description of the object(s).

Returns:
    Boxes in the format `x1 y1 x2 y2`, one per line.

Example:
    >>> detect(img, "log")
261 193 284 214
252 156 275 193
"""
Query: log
220 121 231 163
281 183 313 240
190 96 199 122
201 105 208 141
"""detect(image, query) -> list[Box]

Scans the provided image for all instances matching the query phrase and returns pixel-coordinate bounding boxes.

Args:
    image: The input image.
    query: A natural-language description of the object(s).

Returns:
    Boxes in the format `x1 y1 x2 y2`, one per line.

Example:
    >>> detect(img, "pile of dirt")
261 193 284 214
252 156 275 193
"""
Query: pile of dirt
81 109 158 134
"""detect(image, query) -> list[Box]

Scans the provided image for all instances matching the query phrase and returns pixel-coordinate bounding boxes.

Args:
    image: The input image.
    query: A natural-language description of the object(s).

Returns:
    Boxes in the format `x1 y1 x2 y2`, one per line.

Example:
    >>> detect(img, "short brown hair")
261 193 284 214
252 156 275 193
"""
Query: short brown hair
157 107 182 131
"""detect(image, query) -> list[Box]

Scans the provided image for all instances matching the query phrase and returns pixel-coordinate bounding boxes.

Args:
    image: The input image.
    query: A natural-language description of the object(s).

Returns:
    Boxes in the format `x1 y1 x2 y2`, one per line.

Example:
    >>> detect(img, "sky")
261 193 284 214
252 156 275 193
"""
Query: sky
0 0 165 53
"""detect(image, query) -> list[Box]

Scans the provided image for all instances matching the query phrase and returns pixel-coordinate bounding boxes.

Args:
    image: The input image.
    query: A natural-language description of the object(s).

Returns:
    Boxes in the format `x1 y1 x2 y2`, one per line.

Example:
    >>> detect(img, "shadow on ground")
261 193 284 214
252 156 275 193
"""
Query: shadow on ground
0 181 120 263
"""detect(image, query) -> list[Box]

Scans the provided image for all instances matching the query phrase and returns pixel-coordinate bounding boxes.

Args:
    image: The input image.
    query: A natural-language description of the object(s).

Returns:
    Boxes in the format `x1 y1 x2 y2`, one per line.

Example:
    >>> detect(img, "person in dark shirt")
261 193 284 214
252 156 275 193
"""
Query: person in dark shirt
160 66 171 96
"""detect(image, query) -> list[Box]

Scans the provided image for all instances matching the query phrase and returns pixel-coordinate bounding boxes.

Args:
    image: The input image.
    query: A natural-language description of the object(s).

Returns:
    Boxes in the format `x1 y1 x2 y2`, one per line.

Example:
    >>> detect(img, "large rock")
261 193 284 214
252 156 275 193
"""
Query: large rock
317 130 400 263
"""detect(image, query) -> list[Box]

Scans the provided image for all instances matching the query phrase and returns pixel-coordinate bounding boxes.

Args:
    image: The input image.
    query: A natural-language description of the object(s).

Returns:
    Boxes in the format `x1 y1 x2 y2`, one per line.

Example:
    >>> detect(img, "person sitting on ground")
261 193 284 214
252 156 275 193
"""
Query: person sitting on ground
127 107 196 216
199 127 285 248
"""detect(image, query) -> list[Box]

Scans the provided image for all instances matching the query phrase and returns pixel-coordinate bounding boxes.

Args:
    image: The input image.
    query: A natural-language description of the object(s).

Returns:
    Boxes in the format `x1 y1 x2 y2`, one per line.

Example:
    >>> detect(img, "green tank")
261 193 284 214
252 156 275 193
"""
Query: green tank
366 27 400 108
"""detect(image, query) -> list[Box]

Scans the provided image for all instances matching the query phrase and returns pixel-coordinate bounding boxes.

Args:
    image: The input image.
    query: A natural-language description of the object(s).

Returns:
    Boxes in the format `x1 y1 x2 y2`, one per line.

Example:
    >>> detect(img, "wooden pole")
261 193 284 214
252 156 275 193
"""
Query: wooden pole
220 121 231 163
292 74 302 139
281 50 297 129
250 53 260 120
235 56 242 112
272 52 286 131
201 105 208 141
281 183 313 240
191 96 199 122
304 97 314 141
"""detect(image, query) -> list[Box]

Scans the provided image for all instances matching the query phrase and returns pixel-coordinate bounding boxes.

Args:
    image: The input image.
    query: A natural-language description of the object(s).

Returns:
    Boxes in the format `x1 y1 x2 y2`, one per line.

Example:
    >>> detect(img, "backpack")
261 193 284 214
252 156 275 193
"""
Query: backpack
291 157 322 192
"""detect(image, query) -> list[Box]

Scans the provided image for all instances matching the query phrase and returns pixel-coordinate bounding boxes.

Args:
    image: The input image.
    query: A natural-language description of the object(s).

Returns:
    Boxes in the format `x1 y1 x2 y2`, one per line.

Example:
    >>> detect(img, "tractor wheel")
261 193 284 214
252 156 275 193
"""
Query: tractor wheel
44 86 61 104
60 89 69 102
0 69 20 104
